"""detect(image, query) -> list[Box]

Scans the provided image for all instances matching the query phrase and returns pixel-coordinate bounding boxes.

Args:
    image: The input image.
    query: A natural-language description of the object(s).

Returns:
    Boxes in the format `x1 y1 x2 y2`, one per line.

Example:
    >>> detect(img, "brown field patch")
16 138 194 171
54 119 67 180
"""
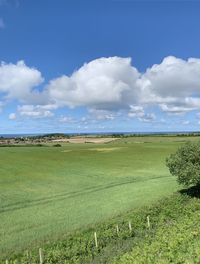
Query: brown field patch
52 137 118 144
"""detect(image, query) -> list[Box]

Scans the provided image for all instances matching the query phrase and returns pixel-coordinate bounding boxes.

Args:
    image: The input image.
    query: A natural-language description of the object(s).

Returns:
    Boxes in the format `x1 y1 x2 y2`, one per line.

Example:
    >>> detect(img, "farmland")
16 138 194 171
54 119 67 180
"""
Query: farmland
0 135 199 260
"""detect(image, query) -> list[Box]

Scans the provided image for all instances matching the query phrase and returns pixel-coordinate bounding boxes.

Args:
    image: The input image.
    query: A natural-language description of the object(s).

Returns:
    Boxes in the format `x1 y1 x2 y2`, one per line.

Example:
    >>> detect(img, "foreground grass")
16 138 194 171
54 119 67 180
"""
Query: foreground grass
2 188 200 263
0 140 182 256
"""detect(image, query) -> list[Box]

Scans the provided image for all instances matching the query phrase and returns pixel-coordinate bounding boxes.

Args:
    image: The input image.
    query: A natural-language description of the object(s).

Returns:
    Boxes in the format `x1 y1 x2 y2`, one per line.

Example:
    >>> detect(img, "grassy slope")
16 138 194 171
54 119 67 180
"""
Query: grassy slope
0 136 198 257
3 189 200 263
114 190 200 264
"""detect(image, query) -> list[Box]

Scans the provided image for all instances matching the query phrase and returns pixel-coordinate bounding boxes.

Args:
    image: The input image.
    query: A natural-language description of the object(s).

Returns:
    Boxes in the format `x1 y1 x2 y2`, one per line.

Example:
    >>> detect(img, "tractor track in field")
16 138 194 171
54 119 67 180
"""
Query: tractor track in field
0 175 172 214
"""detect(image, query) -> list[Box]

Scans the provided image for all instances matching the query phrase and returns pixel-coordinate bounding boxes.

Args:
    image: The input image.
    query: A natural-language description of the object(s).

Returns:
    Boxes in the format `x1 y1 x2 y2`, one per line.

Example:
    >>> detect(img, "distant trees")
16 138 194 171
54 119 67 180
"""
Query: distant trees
166 142 200 187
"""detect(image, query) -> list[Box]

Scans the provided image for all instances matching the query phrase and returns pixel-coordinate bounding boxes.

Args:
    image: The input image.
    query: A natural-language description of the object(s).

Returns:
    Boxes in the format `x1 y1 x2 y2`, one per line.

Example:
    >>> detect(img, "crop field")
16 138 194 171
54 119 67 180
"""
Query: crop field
0 136 199 258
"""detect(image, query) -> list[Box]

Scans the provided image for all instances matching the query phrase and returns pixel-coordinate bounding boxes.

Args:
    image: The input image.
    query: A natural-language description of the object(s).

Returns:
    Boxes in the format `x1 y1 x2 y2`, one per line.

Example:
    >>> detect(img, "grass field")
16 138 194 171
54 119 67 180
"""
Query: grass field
0 136 199 258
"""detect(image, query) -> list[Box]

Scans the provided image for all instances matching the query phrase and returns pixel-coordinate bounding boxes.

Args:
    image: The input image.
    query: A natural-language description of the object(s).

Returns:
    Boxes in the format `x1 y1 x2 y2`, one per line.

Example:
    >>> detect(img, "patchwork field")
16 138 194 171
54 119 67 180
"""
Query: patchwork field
0 136 199 258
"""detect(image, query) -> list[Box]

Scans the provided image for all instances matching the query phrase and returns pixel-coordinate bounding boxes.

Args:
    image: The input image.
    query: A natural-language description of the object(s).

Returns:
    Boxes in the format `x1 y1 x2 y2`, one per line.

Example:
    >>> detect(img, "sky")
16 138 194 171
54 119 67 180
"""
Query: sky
1 0 200 134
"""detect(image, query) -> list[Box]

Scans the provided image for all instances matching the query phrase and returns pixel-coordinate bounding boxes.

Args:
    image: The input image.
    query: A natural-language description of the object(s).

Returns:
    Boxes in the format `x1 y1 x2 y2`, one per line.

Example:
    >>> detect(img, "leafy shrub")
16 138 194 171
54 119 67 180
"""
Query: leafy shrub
115 194 200 264
166 141 200 186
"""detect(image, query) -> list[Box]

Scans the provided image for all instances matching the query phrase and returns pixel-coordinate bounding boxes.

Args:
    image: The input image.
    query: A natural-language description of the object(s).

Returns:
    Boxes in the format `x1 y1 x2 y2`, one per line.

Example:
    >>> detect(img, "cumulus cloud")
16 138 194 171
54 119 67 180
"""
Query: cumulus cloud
2 56 200 124
140 56 200 114
47 57 140 110
128 105 156 122
46 55 200 116
0 60 44 103
128 105 145 118
88 108 117 120
17 105 55 118
138 113 156 122
159 104 196 115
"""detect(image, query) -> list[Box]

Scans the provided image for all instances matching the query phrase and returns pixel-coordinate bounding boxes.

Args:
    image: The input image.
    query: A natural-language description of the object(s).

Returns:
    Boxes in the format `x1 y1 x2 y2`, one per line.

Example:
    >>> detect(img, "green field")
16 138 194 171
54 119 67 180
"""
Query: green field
0 137 198 258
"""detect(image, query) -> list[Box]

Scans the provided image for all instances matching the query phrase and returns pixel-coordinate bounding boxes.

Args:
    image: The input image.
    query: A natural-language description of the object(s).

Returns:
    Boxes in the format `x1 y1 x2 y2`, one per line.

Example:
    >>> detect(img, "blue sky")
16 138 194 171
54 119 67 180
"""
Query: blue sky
1 0 200 133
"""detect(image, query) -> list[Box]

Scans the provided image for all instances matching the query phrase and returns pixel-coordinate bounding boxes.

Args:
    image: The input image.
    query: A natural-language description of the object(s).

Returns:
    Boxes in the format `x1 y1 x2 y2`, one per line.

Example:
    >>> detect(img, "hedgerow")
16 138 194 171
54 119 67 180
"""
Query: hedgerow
115 196 200 263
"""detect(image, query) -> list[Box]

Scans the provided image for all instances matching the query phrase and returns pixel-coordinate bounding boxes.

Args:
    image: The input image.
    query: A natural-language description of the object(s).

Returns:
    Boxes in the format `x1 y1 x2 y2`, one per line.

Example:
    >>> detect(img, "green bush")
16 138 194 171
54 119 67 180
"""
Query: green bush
115 192 200 264
166 142 200 186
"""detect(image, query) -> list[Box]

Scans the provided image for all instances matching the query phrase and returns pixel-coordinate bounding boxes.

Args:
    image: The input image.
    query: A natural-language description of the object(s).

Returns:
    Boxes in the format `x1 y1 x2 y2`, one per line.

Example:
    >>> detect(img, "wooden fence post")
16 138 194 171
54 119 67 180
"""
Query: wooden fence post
94 232 98 248
116 224 119 236
39 248 43 264
147 215 150 229
128 221 132 232
26 250 31 264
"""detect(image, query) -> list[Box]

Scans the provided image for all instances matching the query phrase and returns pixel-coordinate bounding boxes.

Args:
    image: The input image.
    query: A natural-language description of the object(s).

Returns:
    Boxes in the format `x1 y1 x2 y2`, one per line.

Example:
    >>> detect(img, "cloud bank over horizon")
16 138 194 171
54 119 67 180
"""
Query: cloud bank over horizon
1 55 200 130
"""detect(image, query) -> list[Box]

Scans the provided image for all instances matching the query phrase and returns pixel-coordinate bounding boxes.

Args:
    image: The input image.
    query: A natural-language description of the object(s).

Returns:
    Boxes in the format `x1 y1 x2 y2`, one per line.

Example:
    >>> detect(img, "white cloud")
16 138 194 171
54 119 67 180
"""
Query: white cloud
2 56 200 123
128 105 156 122
17 105 54 118
158 97 200 115
141 56 200 98
0 60 44 103
128 105 145 118
159 104 195 115
46 56 200 117
88 108 116 120
9 113 16 120
47 57 140 110
138 113 156 123
140 56 200 114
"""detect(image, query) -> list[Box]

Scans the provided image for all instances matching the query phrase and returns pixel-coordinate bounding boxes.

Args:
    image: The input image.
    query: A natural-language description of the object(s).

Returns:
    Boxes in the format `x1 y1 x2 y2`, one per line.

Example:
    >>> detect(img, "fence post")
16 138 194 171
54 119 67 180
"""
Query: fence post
147 215 150 229
39 248 43 264
116 224 119 236
94 232 98 248
5 260 9 264
26 250 31 264
128 221 132 232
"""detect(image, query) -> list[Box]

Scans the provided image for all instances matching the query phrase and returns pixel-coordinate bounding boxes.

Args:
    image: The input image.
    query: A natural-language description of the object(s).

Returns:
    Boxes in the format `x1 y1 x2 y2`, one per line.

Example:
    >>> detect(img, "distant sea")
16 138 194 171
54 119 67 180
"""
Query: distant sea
0 131 199 138
0 134 42 138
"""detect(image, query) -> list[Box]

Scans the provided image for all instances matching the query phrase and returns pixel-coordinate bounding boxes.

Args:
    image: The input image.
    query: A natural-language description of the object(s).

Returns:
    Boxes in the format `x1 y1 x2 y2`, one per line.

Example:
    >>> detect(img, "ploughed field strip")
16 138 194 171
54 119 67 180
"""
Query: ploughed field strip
0 137 198 257
52 137 118 144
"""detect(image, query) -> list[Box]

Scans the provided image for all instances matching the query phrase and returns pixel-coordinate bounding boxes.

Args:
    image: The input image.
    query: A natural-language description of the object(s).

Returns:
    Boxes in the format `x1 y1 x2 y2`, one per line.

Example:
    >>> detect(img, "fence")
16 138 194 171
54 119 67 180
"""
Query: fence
4 216 151 264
